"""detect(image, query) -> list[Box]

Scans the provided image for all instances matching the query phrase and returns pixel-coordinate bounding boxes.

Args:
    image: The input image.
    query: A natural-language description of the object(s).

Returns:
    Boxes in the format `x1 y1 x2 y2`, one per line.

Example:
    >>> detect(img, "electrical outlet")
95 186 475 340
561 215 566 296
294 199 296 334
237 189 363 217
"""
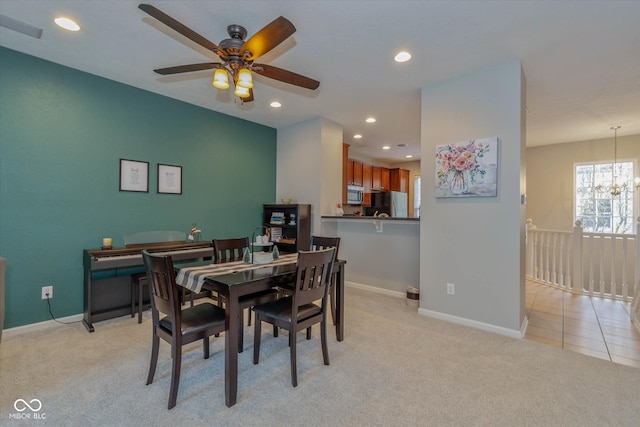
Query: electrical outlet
446 283 455 295
42 286 53 299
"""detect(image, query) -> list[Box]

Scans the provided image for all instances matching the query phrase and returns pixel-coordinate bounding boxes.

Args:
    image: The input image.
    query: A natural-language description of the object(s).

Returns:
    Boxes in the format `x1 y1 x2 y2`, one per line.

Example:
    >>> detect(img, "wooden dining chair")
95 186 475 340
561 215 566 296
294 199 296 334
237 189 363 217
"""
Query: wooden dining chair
309 236 340 324
279 236 341 325
252 247 336 387
212 237 280 352
142 250 226 409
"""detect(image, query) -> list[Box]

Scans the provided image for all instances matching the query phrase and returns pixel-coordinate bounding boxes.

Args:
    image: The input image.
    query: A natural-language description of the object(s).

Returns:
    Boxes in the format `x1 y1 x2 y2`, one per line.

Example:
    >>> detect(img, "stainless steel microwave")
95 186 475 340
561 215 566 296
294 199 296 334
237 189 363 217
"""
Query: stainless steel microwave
347 185 364 204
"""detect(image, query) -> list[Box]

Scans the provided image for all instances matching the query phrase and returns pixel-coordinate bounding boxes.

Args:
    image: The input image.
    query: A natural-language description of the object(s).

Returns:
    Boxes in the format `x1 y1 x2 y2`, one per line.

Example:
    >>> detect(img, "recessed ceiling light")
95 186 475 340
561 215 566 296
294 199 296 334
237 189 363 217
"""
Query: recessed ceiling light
270 101 282 108
353 134 362 139
397 143 407 147
365 117 376 123
382 146 390 150
54 17 80 32
394 51 411 63
405 155 413 159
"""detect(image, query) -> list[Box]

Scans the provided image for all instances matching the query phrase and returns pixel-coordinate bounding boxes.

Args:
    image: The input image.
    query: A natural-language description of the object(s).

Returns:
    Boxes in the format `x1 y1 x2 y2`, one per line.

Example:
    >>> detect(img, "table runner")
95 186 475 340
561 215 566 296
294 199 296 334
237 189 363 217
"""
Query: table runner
176 253 298 293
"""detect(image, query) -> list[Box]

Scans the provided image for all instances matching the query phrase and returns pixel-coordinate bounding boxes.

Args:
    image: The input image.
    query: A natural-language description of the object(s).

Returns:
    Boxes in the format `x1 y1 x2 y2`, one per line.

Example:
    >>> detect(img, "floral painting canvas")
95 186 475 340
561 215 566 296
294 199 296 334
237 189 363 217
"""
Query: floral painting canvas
435 137 499 198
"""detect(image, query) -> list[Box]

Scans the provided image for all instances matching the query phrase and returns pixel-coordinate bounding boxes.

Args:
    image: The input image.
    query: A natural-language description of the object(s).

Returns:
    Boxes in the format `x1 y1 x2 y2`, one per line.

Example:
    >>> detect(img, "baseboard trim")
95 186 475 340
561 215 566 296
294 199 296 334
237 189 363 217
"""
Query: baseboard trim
2 313 83 339
5 284 530 341
418 308 524 339
345 281 405 299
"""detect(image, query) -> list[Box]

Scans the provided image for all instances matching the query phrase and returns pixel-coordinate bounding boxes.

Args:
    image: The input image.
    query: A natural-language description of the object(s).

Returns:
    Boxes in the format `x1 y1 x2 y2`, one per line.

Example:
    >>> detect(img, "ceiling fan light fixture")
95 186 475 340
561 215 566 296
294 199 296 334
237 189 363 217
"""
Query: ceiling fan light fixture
237 68 253 89
212 68 230 89
234 85 251 98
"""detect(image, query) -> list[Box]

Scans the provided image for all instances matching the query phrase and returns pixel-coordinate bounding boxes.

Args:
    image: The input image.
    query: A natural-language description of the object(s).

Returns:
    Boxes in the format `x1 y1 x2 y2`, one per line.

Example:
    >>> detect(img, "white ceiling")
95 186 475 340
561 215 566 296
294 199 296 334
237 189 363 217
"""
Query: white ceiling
1 1 639 163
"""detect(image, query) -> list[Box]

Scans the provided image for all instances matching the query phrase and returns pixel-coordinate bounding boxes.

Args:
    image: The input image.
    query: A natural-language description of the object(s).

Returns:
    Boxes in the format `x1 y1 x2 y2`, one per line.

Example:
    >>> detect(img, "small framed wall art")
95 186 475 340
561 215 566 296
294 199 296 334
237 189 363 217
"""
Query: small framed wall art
157 163 182 194
119 158 149 192
435 137 499 198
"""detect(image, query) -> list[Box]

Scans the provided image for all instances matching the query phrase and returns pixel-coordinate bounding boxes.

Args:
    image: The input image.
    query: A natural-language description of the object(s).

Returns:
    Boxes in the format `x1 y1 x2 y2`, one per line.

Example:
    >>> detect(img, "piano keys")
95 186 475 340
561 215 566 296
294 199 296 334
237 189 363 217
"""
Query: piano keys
82 241 213 332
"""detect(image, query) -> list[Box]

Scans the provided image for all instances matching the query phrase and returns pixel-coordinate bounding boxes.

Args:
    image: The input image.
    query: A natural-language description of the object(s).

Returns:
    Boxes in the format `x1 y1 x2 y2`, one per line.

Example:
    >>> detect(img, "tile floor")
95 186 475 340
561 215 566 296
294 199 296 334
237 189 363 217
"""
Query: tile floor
525 280 640 368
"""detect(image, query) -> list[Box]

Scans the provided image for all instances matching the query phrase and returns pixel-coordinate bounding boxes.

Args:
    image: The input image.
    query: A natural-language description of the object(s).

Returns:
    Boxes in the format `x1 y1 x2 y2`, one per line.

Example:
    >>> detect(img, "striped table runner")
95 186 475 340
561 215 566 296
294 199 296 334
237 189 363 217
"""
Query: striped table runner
176 253 298 293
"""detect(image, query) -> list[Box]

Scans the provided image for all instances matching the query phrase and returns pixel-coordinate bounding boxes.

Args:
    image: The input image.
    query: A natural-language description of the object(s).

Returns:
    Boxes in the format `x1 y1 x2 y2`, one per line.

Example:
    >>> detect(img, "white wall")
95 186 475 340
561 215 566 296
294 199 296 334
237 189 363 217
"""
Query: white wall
334 220 420 294
277 117 343 235
420 59 527 337
527 135 640 231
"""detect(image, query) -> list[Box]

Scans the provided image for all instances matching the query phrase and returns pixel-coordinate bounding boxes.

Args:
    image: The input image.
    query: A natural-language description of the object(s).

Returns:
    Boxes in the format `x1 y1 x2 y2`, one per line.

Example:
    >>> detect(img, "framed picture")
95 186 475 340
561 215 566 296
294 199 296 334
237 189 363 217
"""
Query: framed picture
435 137 499 198
119 159 149 192
157 163 182 194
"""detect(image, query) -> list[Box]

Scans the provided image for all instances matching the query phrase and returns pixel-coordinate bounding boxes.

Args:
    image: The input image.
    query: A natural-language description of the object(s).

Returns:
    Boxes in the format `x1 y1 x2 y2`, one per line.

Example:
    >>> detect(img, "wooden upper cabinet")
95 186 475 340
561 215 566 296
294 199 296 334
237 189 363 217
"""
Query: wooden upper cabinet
381 167 390 191
371 167 389 190
347 159 354 185
390 168 410 192
362 163 372 207
372 166 381 189
352 160 364 186
362 164 372 191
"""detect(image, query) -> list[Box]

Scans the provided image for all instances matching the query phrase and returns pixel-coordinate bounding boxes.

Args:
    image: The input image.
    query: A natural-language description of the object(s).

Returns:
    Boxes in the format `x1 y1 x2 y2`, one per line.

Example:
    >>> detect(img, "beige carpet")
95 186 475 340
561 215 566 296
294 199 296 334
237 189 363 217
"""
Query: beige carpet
1 287 639 426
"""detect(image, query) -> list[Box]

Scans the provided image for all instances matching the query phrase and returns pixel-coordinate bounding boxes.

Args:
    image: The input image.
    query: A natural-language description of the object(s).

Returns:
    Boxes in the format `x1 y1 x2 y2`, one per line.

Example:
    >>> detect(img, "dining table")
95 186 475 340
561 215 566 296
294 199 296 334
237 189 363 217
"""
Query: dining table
175 252 346 407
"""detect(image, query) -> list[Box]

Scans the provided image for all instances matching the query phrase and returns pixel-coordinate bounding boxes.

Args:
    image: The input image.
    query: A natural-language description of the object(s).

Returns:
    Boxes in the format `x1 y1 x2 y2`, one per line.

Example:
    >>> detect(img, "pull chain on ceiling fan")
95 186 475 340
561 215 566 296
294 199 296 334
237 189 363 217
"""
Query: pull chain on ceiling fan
138 3 320 103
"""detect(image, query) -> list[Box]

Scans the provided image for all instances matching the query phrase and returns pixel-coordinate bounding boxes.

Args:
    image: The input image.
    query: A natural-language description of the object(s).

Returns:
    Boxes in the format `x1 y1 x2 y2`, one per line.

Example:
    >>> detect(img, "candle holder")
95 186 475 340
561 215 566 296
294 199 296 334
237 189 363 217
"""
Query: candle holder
102 238 113 250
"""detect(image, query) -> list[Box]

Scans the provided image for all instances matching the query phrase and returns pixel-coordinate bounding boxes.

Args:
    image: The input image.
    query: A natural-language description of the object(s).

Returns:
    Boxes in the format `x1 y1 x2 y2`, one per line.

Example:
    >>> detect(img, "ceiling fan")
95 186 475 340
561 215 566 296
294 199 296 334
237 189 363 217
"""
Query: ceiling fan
138 3 320 102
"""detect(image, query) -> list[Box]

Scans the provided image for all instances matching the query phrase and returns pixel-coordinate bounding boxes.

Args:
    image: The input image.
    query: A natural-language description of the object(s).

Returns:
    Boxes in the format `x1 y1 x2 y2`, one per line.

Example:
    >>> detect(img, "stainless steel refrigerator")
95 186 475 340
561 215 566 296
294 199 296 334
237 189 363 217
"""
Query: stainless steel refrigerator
367 191 408 217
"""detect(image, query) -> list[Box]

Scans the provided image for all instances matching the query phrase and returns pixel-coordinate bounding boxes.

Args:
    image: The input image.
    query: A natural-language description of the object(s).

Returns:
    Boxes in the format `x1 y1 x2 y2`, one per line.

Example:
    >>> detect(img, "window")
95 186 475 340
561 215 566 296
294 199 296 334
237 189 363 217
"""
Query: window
575 161 636 234
414 176 421 218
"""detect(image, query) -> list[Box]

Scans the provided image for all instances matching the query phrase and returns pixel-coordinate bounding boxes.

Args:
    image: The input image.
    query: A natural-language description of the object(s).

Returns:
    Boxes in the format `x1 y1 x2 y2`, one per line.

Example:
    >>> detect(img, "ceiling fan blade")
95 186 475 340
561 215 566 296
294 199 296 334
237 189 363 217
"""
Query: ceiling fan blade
139 4 219 52
153 63 220 75
253 64 320 90
239 16 296 61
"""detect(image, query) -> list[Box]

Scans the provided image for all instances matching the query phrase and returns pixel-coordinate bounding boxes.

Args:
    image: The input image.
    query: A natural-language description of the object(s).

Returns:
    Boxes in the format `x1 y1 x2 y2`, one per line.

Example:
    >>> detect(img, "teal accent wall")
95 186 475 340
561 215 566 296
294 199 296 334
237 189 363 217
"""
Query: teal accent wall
0 47 277 329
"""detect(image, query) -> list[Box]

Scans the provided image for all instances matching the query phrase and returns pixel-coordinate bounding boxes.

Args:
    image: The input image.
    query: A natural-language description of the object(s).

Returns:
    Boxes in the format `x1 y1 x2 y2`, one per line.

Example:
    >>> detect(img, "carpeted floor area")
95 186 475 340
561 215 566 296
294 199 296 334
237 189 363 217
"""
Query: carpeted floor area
1 286 639 426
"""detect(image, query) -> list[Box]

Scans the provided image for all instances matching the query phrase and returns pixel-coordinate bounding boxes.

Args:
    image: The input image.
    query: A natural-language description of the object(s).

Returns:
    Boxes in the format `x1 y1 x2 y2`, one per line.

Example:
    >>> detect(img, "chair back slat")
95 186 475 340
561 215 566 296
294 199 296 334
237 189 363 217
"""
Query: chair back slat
293 248 335 307
310 236 340 258
212 237 249 262
142 250 180 327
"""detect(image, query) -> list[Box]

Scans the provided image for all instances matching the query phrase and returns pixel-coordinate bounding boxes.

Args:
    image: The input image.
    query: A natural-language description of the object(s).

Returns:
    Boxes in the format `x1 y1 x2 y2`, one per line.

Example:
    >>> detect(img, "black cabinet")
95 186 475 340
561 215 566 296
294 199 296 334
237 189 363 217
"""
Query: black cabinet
263 204 310 253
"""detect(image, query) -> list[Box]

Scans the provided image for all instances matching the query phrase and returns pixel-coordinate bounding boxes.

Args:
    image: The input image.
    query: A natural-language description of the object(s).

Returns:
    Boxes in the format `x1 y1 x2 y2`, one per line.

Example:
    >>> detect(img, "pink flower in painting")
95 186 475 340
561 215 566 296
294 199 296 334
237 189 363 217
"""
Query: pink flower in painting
436 140 491 187
441 159 450 173
453 156 469 171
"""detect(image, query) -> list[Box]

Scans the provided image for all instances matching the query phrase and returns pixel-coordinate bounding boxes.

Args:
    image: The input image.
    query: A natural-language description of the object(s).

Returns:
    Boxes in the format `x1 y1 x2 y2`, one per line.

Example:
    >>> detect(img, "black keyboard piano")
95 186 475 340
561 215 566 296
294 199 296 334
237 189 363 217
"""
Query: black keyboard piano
82 241 213 332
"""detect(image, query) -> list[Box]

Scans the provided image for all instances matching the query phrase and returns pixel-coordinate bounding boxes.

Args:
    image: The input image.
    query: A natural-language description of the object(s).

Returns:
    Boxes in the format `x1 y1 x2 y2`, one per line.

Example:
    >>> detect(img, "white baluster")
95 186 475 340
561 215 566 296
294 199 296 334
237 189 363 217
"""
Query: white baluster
551 233 557 285
599 236 605 297
559 234 565 288
610 236 617 298
587 235 595 295
545 232 551 283
572 221 583 293
621 236 628 301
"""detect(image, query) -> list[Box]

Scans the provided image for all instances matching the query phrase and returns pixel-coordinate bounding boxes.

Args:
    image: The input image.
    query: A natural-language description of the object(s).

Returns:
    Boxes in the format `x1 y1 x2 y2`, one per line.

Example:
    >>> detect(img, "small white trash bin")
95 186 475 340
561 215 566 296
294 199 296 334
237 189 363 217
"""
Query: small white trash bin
406 286 419 308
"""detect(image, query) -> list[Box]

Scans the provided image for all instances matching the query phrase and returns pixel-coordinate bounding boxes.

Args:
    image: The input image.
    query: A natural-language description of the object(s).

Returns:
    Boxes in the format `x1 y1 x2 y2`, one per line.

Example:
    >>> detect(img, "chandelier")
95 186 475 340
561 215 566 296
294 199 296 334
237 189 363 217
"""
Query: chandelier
595 125 630 196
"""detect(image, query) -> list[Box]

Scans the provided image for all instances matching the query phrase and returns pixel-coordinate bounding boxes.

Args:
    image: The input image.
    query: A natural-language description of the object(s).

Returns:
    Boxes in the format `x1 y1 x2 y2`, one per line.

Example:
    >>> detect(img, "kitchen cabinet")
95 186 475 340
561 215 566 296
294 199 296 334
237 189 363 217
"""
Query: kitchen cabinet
390 168 410 192
381 167 390 190
352 160 363 186
346 159 363 186
371 167 389 191
372 166 381 190
263 204 311 253
362 163 372 207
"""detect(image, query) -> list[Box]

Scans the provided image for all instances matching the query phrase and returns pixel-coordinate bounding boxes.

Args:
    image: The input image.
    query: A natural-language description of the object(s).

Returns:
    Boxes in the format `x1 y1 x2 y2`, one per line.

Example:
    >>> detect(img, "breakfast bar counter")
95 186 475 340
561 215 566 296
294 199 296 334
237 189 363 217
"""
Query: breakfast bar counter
321 215 419 296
